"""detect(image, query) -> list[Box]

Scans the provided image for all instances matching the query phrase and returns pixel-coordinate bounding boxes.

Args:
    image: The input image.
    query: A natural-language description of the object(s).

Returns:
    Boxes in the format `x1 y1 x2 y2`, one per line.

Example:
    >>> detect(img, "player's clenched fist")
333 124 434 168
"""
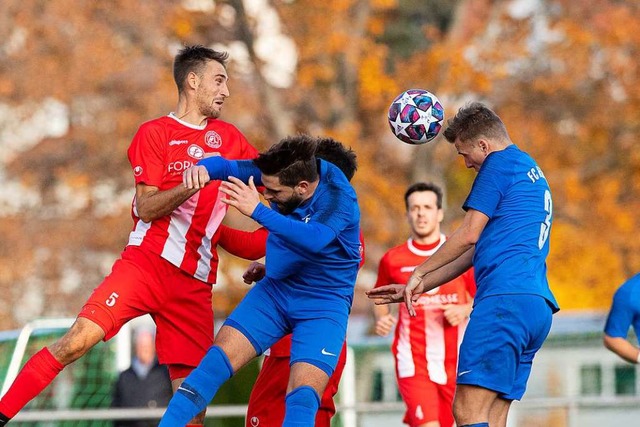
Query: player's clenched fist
374 313 397 337
243 261 266 284
183 165 211 189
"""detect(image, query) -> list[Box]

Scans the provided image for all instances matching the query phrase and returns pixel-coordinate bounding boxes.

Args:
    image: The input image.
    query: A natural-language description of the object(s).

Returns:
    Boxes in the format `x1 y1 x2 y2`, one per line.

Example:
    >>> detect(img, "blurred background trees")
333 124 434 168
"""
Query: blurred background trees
0 0 639 329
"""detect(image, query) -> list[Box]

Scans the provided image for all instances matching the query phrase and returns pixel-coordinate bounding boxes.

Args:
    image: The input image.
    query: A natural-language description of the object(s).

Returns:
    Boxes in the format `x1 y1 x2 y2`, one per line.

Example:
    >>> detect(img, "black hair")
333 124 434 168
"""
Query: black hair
404 182 444 209
173 45 229 93
253 134 319 186
315 137 357 181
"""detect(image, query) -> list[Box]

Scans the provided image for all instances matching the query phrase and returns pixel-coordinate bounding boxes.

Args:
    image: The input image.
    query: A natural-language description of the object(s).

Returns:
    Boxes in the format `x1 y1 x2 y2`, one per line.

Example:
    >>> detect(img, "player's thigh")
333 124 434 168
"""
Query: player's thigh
79 247 162 340
289 308 348 378
501 295 553 400
246 356 290 427
397 374 440 426
457 295 552 398
224 283 289 355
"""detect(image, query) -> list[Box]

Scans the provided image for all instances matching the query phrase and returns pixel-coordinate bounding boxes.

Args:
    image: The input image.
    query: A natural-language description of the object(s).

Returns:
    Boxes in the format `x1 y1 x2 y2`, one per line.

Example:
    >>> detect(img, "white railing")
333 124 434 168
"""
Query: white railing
5 320 640 426
10 396 640 426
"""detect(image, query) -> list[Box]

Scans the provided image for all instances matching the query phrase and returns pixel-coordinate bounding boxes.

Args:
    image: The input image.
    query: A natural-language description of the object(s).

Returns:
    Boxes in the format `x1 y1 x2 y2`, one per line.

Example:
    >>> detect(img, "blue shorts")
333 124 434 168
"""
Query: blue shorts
457 294 553 400
225 279 350 377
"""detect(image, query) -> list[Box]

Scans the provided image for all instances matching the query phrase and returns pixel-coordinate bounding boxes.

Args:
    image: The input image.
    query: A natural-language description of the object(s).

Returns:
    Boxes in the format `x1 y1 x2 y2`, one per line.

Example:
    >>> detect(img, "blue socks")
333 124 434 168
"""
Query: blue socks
159 346 233 426
282 386 321 427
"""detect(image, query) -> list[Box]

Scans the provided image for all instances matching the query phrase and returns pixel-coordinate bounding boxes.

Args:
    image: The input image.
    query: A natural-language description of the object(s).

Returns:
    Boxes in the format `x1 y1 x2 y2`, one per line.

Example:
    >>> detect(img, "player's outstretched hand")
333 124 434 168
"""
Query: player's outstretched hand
220 176 260 217
366 285 406 305
243 261 265 284
183 165 211 189
403 271 428 317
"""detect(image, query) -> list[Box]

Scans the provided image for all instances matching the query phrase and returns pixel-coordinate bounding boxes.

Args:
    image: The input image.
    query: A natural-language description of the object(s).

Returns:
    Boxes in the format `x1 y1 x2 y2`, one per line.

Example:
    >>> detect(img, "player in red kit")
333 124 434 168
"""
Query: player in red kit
372 182 475 427
215 138 361 427
0 45 258 426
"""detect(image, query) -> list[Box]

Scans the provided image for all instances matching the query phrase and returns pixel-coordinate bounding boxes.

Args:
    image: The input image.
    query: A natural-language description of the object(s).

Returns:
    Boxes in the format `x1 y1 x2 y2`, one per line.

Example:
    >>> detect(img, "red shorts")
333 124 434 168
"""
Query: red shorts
246 339 347 427
397 374 455 427
78 246 214 378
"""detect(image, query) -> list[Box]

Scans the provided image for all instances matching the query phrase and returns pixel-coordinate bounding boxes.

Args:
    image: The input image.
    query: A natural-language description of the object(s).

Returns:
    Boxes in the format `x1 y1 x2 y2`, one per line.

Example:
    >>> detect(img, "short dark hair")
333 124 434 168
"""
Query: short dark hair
173 45 229 93
315 138 357 181
253 135 319 186
442 102 509 144
404 182 443 209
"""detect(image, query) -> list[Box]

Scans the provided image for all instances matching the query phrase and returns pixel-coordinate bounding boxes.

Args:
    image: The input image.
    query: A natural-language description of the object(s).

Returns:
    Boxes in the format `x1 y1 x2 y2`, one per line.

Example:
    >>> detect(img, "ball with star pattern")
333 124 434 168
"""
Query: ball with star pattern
387 89 445 145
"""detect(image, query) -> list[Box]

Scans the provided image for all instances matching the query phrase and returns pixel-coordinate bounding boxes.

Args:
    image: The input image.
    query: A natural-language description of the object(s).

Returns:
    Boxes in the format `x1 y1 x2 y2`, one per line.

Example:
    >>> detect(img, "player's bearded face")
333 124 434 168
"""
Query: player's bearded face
262 175 304 215
274 192 304 215
196 61 229 119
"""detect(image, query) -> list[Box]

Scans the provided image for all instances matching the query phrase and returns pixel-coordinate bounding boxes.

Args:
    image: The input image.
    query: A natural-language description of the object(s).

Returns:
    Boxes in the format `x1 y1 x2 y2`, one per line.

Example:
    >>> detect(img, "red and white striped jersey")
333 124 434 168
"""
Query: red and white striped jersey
127 113 259 284
374 236 476 384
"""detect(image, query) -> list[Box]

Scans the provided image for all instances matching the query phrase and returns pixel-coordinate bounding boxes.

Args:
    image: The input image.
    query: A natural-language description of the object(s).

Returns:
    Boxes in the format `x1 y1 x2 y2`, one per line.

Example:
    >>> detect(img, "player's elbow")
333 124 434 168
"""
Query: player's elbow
135 207 155 224
459 228 479 247
602 334 617 352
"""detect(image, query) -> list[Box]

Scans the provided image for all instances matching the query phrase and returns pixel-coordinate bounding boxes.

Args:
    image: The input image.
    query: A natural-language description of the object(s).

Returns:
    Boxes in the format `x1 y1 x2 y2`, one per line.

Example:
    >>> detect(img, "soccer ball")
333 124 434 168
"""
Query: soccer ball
387 89 445 145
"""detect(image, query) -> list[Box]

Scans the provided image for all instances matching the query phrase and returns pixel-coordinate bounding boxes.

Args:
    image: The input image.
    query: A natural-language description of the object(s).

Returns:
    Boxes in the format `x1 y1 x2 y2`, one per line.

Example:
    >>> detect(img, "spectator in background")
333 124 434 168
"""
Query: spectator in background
603 273 640 364
111 327 172 427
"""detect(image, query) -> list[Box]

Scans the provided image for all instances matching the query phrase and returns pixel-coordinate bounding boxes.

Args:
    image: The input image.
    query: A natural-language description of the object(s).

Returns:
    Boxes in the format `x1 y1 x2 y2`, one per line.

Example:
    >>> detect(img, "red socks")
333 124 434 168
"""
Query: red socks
0 347 64 418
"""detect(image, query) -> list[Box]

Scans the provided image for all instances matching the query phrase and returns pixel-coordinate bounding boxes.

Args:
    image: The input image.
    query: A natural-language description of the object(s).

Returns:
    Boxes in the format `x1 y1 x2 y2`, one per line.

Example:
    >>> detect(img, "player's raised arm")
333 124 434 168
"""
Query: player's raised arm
183 157 263 190
220 176 344 254
218 225 268 260
603 274 640 364
367 246 475 316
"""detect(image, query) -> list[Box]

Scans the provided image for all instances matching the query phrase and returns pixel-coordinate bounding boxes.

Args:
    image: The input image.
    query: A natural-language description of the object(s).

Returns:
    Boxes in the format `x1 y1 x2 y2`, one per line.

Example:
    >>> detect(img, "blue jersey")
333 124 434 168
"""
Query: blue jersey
198 155 361 303
604 273 640 338
252 160 361 302
463 145 559 311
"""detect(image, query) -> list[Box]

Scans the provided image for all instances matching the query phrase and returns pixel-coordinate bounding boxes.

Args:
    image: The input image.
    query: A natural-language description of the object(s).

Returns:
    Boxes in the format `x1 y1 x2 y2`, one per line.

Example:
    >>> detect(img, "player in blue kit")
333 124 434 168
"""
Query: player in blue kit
604 273 640 364
159 134 361 427
368 102 559 427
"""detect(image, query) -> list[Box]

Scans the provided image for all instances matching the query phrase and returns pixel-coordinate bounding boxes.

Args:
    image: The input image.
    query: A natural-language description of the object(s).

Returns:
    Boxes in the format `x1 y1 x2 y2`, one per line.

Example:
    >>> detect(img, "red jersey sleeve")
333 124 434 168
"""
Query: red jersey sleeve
127 122 166 187
462 267 477 298
374 252 394 288
218 226 268 260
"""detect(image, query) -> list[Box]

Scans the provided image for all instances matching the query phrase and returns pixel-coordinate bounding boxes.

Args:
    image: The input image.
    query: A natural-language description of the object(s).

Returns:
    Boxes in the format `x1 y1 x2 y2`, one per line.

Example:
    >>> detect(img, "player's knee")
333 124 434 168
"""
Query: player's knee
49 322 103 364
452 396 468 424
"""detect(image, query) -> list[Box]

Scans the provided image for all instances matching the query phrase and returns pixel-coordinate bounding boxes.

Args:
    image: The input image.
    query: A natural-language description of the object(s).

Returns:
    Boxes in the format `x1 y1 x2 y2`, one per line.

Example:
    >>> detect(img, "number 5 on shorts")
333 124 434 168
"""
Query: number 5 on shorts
106 292 120 307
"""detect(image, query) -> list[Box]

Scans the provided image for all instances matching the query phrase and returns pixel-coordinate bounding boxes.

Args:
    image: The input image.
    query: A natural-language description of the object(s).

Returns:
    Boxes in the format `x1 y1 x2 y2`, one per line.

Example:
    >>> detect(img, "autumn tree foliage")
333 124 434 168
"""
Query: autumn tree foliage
0 0 638 329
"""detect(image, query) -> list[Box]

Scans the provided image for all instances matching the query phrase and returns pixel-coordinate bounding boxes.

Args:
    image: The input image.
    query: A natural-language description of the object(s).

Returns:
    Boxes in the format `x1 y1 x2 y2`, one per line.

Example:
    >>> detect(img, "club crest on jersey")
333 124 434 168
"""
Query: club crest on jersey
133 165 143 177
187 144 205 159
205 130 222 148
